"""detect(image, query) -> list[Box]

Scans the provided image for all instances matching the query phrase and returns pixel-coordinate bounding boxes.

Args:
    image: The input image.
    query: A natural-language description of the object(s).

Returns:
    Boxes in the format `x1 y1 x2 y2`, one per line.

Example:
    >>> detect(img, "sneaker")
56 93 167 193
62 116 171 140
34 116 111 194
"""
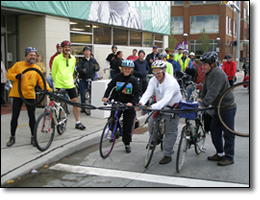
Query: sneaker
31 137 35 147
125 145 131 153
207 154 224 161
80 109 85 113
75 122 86 130
159 156 172 164
217 158 234 166
7 136 15 147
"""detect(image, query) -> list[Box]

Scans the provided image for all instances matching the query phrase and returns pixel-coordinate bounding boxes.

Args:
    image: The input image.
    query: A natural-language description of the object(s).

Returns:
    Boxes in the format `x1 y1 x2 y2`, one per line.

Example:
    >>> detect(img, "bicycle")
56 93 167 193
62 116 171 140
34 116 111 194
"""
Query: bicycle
99 100 136 159
176 71 193 101
186 82 203 101
176 102 207 173
33 89 68 151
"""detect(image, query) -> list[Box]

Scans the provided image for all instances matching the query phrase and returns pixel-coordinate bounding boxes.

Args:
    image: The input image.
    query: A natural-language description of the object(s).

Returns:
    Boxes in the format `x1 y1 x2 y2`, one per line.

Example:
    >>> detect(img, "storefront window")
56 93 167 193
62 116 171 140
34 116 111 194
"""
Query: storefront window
130 31 142 47
70 21 92 33
171 17 183 34
113 28 128 46
93 25 111 44
70 33 92 44
143 32 153 47
190 15 219 34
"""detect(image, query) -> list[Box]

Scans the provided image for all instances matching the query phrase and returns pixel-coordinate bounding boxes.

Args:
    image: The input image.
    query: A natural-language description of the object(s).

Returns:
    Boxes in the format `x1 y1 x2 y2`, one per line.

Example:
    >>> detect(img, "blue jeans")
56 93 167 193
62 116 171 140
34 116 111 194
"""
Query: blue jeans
79 80 89 104
46 75 54 91
210 107 237 160
186 85 195 101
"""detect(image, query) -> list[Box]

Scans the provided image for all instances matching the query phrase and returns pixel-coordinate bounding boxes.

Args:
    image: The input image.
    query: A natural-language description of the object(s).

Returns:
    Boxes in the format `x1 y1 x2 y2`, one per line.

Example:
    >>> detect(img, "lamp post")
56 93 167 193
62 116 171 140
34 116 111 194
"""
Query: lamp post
183 33 188 50
216 37 220 53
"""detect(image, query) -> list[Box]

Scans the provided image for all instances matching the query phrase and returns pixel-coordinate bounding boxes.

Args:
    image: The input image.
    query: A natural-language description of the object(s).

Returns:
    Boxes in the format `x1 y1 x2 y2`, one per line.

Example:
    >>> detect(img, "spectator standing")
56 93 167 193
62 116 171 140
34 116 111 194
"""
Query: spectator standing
176 50 192 72
221 54 237 87
167 53 180 77
126 49 139 61
1 57 8 107
6 47 52 147
104 45 117 77
46 43 63 91
145 45 160 75
133 50 149 95
52 40 86 130
77 46 100 113
189 52 196 68
242 58 249 77
174 47 183 62
111 51 123 78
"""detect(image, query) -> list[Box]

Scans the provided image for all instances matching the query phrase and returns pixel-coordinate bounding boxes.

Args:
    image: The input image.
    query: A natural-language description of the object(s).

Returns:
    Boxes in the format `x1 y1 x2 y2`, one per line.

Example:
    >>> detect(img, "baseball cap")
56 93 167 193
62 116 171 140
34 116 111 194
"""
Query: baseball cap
153 45 158 49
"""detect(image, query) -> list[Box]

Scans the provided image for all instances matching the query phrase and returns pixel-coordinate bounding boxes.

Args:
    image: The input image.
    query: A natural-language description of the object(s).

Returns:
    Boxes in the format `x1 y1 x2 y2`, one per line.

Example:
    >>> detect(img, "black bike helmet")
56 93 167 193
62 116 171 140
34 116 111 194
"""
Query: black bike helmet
200 51 218 64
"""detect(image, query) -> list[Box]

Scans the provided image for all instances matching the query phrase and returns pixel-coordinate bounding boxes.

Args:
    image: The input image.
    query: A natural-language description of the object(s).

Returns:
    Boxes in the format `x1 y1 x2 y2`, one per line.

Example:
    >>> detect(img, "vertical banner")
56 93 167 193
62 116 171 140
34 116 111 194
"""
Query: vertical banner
174 41 189 54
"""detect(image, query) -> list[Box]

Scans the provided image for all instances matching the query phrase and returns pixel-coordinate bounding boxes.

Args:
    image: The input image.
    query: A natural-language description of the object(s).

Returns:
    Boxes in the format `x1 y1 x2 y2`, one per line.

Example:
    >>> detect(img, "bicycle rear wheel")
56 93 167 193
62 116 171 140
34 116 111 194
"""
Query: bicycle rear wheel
83 89 91 115
100 118 117 158
144 125 157 168
195 128 206 155
57 105 67 135
176 126 190 173
34 111 55 151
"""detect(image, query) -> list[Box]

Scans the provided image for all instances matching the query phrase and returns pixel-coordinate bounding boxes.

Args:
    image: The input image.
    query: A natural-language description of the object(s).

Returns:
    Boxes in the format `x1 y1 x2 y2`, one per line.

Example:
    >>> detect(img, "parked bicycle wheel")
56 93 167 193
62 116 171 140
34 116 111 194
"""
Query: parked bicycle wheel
100 117 117 158
144 125 157 168
180 89 187 101
57 104 67 135
18 67 46 107
34 111 55 151
194 128 206 155
83 89 91 115
176 126 190 173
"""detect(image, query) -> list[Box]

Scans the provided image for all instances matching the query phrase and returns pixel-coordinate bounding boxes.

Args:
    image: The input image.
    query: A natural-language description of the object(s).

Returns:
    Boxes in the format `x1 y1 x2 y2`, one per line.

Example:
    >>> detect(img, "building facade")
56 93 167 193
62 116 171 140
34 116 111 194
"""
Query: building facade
171 1 249 62
1 1 171 102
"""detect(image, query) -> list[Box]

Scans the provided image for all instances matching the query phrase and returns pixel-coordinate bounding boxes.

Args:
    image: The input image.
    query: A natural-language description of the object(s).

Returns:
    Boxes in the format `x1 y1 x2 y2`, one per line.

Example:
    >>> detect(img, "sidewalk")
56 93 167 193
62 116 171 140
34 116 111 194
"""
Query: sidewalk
1 103 147 185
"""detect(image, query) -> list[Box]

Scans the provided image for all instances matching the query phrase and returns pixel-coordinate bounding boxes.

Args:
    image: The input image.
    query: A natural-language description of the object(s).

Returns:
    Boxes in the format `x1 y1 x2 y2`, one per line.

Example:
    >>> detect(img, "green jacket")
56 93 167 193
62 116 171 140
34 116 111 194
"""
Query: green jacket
174 53 183 62
166 61 173 76
52 53 76 89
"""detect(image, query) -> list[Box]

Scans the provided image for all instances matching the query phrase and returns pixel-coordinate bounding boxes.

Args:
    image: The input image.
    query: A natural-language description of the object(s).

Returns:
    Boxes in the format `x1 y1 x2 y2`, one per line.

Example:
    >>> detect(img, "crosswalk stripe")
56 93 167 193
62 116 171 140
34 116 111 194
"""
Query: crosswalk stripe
50 163 249 187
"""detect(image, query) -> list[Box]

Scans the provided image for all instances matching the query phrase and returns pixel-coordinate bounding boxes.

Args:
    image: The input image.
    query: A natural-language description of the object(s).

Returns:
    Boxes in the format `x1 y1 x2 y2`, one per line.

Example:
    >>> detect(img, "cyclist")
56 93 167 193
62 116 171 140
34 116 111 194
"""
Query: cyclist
136 60 182 164
176 50 192 72
242 58 249 78
159 52 173 76
52 40 86 130
102 60 139 153
6 47 52 147
173 47 183 62
167 53 180 77
77 46 100 113
189 52 196 68
221 54 236 87
198 51 237 166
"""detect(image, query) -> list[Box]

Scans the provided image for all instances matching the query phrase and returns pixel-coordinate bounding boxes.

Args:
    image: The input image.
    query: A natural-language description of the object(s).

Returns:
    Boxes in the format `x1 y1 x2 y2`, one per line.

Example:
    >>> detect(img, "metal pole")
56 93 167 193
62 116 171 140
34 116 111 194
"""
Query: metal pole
235 1 241 71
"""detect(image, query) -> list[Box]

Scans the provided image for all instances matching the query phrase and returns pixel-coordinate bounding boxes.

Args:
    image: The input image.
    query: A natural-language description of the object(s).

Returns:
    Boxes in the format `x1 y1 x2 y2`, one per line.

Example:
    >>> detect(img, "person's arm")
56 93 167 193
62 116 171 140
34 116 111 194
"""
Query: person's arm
51 57 58 83
103 77 117 98
131 78 140 106
6 63 19 81
139 79 155 105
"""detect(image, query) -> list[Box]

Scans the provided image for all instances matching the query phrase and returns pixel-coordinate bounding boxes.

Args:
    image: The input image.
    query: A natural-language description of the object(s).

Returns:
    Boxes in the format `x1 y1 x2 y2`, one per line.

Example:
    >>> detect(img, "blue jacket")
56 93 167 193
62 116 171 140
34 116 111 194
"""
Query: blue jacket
133 59 149 79
167 59 180 76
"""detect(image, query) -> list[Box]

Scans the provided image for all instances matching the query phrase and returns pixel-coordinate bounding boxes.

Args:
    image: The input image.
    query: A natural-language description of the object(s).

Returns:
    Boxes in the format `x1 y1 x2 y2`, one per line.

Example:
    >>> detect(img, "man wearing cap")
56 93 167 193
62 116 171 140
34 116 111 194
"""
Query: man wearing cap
221 54 237 87
133 50 149 95
174 47 183 62
167 53 180 77
176 50 192 72
145 45 160 75
104 45 118 78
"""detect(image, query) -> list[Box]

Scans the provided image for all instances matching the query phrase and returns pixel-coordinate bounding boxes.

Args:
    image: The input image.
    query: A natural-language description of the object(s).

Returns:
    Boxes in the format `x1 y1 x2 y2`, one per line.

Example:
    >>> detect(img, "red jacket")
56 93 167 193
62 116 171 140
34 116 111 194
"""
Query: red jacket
222 61 236 80
49 52 59 70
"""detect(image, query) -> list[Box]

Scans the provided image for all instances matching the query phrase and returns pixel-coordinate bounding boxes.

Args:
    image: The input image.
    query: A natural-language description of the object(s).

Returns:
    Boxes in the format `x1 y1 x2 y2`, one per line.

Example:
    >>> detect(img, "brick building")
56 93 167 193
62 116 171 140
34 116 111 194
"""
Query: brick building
171 1 249 63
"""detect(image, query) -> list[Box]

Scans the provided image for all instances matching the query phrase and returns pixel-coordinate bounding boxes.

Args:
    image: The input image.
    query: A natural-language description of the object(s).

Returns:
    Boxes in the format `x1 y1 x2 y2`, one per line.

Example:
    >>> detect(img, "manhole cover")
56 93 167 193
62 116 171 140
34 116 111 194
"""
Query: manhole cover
133 127 148 134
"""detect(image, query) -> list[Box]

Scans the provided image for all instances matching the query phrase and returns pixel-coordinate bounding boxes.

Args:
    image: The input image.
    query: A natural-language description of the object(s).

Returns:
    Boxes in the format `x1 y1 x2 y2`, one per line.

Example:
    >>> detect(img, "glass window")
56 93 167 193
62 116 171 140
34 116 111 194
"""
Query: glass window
205 1 220 3
70 45 92 64
173 1 184 5
155 34 163 41
1 15 6 28
171 17 183 34
155 42 162 48
190 15 219 34
70 21 92 33
130 31 142 47
190 1 203 4
143 32 153 47
113 28 128 46
229 18 232 35
190 40 218 59
226 16 229 34
93 25 111 44
71 33 92 44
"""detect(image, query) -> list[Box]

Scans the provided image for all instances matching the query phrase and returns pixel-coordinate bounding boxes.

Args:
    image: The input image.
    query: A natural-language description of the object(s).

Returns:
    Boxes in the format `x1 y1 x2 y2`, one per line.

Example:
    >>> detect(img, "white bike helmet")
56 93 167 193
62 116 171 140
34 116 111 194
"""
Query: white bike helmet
151 60 166 69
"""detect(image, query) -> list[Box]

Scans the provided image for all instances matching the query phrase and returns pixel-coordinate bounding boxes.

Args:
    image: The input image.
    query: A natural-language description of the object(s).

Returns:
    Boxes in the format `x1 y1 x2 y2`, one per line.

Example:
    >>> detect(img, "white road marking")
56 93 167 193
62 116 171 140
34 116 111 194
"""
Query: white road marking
50 163 249 187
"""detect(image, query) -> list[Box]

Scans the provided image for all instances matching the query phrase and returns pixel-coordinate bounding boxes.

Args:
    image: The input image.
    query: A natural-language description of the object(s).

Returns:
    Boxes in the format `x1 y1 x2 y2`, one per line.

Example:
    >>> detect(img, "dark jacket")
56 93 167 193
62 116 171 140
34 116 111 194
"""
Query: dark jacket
111 57 123 75
133 59 149 79
145 52 160 74
103 73 139 105
77 57 100 80
201 67 236 111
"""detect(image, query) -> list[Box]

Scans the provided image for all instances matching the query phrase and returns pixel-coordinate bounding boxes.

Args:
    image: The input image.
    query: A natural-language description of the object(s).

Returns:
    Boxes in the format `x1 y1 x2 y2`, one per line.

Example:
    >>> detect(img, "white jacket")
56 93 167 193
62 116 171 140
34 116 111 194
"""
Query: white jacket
139 73 182 110
1 61 7 83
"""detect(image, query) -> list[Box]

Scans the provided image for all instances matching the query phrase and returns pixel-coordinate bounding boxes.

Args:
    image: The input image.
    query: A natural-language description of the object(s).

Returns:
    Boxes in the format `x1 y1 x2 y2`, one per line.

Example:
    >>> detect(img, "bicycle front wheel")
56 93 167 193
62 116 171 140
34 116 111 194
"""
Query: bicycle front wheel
144 125 157 168
195 129 206 155
83 89 91 115
99 118 117 159
34 111 55 151
176 126 190 173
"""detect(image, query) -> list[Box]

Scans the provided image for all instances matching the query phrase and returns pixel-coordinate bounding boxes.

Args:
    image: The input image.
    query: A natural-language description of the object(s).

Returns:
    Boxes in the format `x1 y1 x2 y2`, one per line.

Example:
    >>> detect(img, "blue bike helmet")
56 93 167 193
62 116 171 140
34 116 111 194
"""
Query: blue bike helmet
121 60 135 68
24 47 37 56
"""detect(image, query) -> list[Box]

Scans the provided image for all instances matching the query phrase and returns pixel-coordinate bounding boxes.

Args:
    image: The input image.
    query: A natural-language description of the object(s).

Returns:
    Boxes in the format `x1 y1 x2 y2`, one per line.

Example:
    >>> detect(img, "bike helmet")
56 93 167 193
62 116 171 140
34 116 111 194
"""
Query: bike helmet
200 51 218 64
121 60 135 68
159 52 167 59
227 54 233 58
83 46 91 52
56 43 61 48
24 47 37 56
183 50 189 54
61 40 71 47
151 60 166 69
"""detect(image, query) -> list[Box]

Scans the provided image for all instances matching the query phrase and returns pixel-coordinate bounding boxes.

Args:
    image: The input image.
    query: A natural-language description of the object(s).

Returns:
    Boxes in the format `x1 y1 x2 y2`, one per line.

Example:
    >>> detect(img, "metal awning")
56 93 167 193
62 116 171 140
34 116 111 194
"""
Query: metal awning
1 6 45 16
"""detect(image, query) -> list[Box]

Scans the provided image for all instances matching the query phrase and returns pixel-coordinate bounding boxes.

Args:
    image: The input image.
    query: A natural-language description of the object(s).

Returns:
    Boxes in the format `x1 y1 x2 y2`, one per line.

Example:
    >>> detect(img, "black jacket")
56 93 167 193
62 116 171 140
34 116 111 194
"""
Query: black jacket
77 57 100 80
145 52 160 74
103 73 139 105
111 57 123 75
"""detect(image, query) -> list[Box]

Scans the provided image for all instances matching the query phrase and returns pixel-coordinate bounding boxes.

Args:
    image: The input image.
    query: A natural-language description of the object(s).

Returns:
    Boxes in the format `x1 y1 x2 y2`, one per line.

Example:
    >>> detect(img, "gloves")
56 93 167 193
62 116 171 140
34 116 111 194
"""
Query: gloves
15 73 23 80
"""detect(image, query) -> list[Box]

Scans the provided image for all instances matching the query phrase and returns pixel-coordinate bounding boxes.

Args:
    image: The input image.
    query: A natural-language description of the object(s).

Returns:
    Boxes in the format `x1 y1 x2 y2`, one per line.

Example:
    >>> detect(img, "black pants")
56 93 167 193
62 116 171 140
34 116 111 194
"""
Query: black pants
11 97 36 137
109 108 136 145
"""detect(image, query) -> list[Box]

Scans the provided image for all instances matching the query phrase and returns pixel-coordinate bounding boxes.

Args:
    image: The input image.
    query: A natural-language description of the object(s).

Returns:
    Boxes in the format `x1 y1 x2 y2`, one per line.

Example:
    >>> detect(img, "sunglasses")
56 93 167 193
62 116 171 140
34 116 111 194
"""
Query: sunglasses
152 70 163 75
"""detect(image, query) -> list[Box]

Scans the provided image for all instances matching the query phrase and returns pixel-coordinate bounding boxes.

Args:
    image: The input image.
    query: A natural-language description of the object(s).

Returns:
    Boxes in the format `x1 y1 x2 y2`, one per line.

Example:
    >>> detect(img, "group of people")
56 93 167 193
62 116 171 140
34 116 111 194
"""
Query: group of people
4 41 238 167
